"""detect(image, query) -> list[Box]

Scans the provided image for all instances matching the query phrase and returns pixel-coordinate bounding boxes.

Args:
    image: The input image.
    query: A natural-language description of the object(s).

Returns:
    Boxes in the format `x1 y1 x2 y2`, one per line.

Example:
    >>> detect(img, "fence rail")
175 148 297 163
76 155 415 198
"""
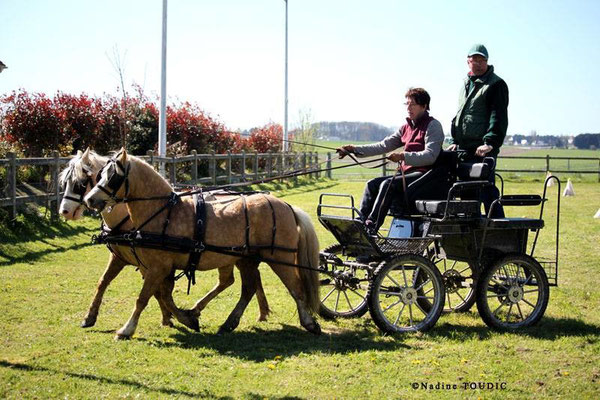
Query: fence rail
0 151 320 219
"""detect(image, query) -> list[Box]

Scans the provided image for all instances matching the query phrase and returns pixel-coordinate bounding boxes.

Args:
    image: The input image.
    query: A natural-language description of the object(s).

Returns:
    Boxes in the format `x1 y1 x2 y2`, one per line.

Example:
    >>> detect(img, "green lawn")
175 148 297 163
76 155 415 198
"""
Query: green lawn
1 179 599 399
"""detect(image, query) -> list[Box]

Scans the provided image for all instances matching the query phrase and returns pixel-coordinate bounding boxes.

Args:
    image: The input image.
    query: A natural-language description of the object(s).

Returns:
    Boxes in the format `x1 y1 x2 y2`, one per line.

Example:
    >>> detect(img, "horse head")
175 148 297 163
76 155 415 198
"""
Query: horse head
59 148 107 220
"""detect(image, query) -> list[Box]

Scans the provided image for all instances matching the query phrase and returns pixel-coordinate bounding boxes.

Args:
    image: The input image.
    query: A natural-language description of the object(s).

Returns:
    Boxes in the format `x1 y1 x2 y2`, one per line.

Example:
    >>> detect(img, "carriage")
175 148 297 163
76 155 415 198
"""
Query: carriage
316 151 560 333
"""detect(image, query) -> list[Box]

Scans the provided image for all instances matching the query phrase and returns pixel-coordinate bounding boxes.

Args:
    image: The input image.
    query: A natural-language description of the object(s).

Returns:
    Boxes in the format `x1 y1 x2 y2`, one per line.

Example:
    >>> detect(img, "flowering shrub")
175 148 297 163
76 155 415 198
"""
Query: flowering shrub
248 123 283 153
0 88 283 157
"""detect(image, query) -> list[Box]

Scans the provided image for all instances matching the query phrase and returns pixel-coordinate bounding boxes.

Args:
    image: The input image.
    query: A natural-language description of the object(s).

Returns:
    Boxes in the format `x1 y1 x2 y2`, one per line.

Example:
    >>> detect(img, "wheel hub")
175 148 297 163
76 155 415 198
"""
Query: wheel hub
507 285 524 303
401 287 418 305
442 269 464 293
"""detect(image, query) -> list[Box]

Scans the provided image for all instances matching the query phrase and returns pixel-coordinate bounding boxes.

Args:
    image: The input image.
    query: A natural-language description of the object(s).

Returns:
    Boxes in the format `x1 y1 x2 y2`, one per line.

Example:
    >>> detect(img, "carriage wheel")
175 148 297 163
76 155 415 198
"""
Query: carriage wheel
432 257 477 313
476 254 549 330
318 244 369 319
367 254 445 333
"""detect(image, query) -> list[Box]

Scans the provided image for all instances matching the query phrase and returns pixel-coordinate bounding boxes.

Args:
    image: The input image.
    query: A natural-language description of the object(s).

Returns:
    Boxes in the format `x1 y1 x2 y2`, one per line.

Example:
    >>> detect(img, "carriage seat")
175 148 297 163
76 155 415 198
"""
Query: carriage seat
411 159 493 218
414 199 480 217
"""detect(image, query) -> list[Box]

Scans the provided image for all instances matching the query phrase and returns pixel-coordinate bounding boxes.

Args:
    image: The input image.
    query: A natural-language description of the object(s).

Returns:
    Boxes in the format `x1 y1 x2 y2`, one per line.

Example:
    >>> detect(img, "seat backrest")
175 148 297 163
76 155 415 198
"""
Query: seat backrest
456 157 494 181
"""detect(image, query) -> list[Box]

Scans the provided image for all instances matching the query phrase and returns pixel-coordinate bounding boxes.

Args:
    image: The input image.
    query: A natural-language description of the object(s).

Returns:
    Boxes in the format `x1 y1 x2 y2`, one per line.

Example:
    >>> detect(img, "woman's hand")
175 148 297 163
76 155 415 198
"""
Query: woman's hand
336 144 355 159
387 152 405 163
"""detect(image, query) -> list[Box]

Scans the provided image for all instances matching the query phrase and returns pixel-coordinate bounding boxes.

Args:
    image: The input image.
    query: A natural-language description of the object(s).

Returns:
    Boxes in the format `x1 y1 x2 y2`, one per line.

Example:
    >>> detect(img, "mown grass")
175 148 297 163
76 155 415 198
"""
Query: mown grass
1 179 599 399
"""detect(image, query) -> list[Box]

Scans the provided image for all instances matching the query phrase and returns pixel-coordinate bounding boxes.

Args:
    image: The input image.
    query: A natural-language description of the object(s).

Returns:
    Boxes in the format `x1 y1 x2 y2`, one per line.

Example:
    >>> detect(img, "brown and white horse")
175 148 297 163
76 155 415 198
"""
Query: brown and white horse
84 149 321 339
60 149 271 335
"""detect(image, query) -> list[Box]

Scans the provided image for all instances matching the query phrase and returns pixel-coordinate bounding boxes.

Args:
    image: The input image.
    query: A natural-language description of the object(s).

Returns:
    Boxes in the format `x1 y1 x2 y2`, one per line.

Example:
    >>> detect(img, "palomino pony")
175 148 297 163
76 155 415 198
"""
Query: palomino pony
84 149 321 339
59 149 271 334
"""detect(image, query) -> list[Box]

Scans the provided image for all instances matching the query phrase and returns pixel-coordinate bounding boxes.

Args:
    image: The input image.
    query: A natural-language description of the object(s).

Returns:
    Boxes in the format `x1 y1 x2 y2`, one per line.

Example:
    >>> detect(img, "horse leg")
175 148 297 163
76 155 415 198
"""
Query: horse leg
115 266 169 340
154 274 174 327
189 265 235 318
269 262 321 335
217 260 260 334
254 270 270 321
81 253 126 328
155 278 200 332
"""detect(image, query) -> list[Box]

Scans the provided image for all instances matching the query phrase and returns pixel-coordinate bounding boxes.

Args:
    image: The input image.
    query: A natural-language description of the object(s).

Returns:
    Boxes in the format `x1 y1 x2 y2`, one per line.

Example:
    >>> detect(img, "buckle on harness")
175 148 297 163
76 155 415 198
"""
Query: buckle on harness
193 241 205 252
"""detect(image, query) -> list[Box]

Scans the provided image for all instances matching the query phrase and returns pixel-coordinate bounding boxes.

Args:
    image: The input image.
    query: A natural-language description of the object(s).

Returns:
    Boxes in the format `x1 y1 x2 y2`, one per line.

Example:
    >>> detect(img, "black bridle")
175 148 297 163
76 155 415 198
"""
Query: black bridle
61 165 93 205
95 158 131 202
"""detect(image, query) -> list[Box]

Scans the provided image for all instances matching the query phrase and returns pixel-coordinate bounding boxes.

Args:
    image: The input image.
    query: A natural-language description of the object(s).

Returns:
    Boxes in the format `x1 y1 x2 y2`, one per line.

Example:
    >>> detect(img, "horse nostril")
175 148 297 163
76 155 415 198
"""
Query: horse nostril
61 209 69 215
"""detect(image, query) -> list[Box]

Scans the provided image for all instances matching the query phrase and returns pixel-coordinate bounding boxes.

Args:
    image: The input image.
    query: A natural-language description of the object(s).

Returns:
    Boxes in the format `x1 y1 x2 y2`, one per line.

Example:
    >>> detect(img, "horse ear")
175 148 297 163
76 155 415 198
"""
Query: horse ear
82 148 90 161
119 147 128 164
76 150 83 157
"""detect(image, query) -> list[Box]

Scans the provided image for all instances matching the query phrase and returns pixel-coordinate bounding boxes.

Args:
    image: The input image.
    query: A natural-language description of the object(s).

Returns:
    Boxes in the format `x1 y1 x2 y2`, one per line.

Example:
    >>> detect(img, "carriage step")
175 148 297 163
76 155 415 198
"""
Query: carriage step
415 200 480 217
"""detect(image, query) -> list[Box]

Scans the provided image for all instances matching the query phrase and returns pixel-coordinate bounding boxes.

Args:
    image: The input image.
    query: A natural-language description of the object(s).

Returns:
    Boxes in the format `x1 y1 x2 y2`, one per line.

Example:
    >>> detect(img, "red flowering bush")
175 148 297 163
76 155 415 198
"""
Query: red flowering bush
0 88 284 158
1 90 68 156
248 123 283 153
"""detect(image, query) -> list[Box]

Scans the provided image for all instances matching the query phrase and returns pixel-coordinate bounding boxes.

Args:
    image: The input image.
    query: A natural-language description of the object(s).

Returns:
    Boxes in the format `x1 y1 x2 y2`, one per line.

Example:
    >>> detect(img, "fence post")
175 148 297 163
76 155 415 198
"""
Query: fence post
302 152 307 176
52 151 60 218
210 151 217 184
254 151 259 180
326 152 332 179
315 152 320 179
267 151 273 178
598 158 600 183
241 150 246 182
278 153 283 182
7 152 16 219
147 150 154 169
545 154 550 173
227 151 232 184
191 150 198 184
293 152 299 184
170 154 176 185
382 159 388 177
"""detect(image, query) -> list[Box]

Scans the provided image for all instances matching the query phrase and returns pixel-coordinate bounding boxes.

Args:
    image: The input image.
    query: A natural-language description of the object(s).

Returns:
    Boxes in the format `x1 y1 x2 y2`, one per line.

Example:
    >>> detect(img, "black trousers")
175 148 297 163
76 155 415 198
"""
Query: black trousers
359 171 424 229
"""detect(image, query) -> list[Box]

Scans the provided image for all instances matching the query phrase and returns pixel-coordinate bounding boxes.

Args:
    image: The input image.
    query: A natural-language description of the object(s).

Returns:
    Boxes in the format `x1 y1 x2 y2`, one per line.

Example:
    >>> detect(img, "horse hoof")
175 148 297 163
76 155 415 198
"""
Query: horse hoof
188 318 200 332
162 319 174 328
81 317 96 328
217 325 233 335
306 322 321 335
114 333 130 341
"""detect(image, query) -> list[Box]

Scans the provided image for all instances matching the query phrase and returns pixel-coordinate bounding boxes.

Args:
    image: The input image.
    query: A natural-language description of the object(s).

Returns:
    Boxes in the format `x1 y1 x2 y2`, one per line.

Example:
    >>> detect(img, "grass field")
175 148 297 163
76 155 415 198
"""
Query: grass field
1 179 599 399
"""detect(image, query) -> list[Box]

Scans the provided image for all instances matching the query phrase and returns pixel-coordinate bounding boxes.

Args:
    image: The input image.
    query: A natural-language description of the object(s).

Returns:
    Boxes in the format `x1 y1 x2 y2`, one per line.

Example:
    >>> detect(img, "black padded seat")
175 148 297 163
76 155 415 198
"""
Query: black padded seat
415 200 480 217
487 218 544 230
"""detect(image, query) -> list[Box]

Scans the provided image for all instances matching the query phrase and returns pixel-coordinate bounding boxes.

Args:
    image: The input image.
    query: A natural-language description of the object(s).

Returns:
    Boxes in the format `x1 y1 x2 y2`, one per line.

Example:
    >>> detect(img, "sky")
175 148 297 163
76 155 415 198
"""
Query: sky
1 0 600 137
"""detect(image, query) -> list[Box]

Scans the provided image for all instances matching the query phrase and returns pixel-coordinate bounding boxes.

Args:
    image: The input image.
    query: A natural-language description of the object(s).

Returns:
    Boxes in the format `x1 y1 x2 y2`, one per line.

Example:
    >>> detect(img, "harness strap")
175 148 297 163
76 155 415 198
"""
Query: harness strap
242 195 250 251
262 195 277 254
180 192 207 295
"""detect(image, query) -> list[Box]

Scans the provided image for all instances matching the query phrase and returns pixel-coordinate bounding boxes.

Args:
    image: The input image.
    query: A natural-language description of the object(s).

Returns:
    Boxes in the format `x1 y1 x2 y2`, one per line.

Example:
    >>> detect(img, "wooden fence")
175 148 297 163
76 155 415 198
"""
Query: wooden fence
0 151 320 219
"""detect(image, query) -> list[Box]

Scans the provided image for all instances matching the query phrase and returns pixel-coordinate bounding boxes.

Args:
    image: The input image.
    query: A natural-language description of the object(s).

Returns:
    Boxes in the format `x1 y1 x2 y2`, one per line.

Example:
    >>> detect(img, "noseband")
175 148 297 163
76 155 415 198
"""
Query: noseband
95 158 130 202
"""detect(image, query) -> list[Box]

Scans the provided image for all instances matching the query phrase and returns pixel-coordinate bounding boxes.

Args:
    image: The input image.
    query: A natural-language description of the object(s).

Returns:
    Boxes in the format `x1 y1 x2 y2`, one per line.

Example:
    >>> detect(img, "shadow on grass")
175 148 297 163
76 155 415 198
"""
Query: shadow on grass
0 359 228 399
133 321 410 362
0 241 95 267
428 316 600 341
0 211 97 245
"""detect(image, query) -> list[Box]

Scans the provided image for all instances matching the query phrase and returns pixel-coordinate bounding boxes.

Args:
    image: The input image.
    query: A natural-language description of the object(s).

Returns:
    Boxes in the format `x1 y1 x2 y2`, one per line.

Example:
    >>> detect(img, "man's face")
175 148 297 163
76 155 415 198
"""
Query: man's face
405 97 426 121
467 54 488 76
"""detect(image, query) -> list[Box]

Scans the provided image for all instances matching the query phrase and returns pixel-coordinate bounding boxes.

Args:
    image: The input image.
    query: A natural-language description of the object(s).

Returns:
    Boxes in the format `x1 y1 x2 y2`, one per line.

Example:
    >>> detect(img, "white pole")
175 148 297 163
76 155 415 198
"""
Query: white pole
159 0 168 175
283 0 288 152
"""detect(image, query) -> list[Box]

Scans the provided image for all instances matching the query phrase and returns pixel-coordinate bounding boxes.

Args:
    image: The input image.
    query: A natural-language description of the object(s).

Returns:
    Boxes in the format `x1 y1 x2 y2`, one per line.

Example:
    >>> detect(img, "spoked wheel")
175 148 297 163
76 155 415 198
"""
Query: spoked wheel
431 257 477 313
476 253 549 330
367 254 445 333
319 244 369 319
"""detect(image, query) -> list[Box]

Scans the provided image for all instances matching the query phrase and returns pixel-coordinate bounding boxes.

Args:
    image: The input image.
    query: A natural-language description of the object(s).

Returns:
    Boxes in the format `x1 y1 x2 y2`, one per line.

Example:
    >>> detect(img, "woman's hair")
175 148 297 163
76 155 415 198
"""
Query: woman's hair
405 87 430 110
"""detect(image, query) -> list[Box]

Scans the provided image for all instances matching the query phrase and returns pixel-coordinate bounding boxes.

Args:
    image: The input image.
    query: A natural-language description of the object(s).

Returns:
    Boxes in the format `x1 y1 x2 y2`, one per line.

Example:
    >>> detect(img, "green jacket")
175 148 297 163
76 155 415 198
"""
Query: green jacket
451 65 509 158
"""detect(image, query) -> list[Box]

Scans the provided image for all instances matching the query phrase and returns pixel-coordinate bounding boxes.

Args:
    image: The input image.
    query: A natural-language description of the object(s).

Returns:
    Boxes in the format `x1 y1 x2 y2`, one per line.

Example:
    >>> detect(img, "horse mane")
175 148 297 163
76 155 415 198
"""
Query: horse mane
59 150 108 187
127 154 173 194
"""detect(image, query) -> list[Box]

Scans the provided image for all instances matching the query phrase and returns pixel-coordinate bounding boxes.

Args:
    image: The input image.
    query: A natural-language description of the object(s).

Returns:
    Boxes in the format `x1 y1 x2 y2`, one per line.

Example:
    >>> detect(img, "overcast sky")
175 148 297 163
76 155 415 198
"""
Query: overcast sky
2 0 600 136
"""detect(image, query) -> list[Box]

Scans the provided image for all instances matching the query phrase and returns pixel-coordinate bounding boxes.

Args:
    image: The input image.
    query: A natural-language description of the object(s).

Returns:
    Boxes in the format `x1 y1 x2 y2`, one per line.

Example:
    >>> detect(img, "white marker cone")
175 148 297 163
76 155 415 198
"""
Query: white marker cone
594 209 600 219
546 171 554 187
562 179 575 196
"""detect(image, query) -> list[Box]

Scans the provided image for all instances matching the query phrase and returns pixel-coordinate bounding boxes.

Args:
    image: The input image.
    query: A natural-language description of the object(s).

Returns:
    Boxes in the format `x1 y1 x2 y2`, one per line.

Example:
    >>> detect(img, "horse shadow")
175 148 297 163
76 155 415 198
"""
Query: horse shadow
139 320 411 362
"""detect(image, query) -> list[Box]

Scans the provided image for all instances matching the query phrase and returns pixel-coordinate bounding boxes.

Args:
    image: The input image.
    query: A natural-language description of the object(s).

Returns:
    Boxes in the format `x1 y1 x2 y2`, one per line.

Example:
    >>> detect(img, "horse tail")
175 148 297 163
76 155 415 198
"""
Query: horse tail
292 205 320 314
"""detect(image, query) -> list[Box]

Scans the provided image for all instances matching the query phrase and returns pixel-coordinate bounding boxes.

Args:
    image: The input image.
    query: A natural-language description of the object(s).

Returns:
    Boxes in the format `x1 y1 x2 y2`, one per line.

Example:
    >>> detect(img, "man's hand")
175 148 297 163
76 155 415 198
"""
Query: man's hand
387 152 405 163
336 144 355 159
475 144 493 157
447 144 458 151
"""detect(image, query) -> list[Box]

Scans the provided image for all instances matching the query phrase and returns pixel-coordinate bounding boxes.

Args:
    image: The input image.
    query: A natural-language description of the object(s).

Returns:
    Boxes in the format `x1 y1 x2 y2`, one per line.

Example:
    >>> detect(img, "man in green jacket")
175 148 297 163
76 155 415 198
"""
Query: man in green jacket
448 44 508 218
